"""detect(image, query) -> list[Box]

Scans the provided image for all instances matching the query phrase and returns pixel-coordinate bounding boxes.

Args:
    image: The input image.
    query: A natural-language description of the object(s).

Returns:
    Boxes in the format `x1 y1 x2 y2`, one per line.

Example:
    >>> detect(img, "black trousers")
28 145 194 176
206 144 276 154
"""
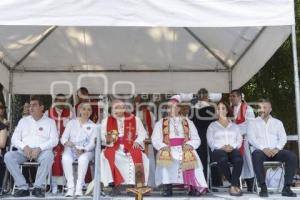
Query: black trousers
212 149 243 187
252 149 297 187
203 147 223 186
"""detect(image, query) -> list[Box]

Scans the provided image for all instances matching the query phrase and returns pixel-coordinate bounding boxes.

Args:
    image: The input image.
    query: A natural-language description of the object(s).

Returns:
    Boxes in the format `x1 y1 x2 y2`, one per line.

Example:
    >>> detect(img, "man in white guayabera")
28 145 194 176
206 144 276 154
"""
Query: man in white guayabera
248 98 297 198
5 96 58 197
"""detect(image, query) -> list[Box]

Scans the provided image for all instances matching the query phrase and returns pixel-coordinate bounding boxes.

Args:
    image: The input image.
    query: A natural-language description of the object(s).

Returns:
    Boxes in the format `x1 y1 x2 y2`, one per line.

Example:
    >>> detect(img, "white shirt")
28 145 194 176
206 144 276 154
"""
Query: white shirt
248 116 287 150
61 118 98 152
152 117 201 151
233 102 255 135
12 115 58 151
101 116 147 148
207 121 242 151
195 100 210 109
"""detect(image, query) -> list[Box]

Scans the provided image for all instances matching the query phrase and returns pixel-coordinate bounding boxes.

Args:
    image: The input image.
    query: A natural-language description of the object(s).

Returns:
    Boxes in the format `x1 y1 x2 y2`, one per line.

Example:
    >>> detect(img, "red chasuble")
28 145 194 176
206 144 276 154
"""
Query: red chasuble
48 107 71 176
233 102 248 155
133 107 153 138
104 113 144 186
142 108 153 138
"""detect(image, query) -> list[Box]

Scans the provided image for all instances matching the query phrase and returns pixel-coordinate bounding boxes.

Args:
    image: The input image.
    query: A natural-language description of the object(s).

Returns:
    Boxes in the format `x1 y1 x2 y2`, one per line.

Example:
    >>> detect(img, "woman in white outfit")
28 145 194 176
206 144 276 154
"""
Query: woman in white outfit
207 101 243 196
61 103 97 197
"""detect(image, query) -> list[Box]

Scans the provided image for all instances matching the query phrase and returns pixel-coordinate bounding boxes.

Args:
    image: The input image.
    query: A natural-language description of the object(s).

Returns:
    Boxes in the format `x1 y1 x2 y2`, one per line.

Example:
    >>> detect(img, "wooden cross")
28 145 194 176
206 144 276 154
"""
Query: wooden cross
126 187 151 200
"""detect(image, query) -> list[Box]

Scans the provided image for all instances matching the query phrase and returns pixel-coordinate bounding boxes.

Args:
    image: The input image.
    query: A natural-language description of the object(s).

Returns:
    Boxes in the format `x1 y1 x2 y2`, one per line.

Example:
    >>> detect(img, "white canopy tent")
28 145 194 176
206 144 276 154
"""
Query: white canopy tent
0 0 299 198
0 25 292 94
0 0 296 95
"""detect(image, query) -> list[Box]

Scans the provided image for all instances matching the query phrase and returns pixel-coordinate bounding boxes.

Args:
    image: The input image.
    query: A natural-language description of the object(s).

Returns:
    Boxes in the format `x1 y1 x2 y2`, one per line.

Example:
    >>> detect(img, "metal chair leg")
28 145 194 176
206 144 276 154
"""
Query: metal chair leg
277 163 284 193
239 177 243 190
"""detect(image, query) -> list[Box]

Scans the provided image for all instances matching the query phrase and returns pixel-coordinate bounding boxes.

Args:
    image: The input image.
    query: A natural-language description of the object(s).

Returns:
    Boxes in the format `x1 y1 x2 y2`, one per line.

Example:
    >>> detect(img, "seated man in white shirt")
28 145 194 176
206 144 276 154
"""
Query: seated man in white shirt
4 96 58 197
248 98 297 197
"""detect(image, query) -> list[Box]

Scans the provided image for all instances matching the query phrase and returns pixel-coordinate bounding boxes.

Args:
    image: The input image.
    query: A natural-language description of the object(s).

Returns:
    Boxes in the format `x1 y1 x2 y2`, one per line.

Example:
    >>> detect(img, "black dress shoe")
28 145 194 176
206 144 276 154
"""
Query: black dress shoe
162 184 172 197
259 185 268 197
162 190 172 197
188 189 201 196
109 186 121 196
246 178 254 193
32 188 45 198
247 188 253 193
282 186 297 197
13 189 30 197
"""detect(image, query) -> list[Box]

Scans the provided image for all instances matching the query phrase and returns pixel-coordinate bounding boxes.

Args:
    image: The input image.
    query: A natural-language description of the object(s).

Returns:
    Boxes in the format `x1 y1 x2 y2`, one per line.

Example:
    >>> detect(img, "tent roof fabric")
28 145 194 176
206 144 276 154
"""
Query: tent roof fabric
0 0 295 27
0 0 295 94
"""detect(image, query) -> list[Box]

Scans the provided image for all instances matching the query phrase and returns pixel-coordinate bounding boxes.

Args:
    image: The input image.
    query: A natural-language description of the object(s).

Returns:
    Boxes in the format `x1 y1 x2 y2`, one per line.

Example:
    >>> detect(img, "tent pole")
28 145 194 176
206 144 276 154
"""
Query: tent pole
228 69 233 92
291 25 300 166
93 127 101 200
7 70 13 130
92 96 109 200
184 27 230 69
12 26 57 70
3 88 9 107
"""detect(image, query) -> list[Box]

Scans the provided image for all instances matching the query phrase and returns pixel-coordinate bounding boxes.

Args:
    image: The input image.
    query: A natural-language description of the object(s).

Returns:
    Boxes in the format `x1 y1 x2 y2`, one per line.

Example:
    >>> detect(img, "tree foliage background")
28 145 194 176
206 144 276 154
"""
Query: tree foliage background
242 0 300 135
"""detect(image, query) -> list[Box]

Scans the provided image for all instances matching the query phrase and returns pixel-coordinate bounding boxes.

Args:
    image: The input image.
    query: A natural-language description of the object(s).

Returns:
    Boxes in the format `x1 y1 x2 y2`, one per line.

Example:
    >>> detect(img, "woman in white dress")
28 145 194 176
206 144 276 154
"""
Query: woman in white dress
61 103 98 197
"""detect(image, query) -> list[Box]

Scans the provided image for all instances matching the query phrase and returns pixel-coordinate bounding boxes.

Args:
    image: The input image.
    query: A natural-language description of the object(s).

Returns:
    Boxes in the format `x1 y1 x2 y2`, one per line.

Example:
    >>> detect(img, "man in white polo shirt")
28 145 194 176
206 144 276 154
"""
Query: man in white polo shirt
4 96 58 197
248 98 297 197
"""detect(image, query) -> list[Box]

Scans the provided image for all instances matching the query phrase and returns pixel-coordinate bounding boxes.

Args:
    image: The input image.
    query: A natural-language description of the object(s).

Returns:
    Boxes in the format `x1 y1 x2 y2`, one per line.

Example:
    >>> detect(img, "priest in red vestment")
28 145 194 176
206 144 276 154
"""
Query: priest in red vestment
45 94 73 193
100 99 149 196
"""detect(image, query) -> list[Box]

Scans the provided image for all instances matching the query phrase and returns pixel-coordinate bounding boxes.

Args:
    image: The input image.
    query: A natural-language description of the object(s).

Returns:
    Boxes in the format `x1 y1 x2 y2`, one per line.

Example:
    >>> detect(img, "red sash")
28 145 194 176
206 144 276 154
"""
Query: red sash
234 102 248 156
48 107 70 176
142 108 153 138
90 99 101 123
104 113 143 186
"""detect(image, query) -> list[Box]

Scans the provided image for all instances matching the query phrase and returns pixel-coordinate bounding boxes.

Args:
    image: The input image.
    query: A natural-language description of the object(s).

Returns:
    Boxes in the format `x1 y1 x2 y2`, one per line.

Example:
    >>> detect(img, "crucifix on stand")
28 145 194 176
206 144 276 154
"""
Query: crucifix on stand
125 123 151 200
127 169 151 200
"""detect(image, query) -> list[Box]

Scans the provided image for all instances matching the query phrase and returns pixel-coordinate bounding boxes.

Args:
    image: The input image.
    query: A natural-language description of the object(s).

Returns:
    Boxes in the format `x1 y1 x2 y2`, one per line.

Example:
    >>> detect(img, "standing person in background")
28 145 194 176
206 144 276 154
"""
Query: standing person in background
75 87 90 116
22 102 30 117
75 87 101 124
45 94 73 194
15 102 30 126
134 95 156 187
229 89 255 192
0 103 9 127
190 89 222 186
